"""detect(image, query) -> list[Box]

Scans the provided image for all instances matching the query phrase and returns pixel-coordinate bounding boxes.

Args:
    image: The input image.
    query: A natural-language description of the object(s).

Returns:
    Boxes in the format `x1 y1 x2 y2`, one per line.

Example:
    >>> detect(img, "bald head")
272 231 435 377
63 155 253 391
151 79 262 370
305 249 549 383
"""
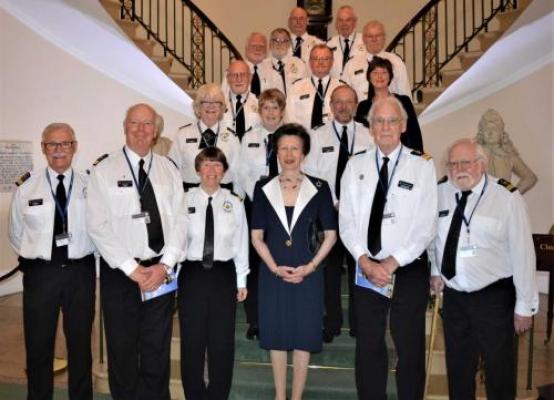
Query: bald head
245 32 267 64
289 7 309 36
363 21 386 54
227 60 252 95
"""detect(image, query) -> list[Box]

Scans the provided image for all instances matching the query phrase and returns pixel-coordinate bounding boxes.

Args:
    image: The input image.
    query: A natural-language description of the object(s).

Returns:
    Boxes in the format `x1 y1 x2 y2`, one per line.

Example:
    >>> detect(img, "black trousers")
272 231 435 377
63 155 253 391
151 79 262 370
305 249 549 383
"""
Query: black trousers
243 197 258 327
323 237 355 334
178 260 238 400
100 258 174 400
354 255 429 400
21 254 95 400
442 277 516 400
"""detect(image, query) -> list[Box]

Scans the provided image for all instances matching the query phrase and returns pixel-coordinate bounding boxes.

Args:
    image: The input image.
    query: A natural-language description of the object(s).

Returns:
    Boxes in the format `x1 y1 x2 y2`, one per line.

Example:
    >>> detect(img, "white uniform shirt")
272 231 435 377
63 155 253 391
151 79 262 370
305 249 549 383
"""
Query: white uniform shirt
221 60 283 98
168 121 241 193
286 75 342 129
429 175 539 316
270 55 308 96
342 51 412 101
9 168 95 260
327 33 366 78
304 120 374 205
222 92 261 135
288 32 323 65
86 147 187 275
339 144 438 266
184 187 250 288
237 124 280 200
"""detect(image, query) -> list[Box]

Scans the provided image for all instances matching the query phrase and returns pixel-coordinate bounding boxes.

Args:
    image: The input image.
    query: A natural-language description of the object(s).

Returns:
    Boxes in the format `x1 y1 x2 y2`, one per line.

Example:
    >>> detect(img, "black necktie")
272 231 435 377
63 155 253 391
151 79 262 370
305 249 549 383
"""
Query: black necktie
277 60 286 95
266 133 278 177
294 37 302 58
139 159 165 253
367 156 389 256
335 125 349 200
235 94 246 141
311 79 324 128
202 196 214 269
51 174 68 260
199 128 216 149
251 65 261 97
343 38 350 69
441 190 472 280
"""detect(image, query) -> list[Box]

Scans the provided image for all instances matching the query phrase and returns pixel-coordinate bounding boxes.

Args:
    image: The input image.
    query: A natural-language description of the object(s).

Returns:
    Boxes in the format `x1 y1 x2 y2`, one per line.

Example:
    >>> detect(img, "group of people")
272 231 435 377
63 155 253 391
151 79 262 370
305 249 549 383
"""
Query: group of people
8 4 540 400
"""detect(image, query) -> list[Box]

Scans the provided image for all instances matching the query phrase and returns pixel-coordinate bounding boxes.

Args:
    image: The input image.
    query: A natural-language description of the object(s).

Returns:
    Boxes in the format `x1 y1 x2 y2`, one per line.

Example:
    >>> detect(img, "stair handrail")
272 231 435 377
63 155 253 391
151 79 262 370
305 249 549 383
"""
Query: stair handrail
119 0 242 89
386 0 520 96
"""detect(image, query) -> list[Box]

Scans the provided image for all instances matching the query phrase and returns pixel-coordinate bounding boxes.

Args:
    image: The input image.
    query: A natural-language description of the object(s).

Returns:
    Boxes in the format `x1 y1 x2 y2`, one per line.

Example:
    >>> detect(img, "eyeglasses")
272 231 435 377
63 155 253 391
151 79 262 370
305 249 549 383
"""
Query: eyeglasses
371 117 402 127
126 120 154 129
42 141 76 151
200 101 223 107
365 34 385 40
310 57 332 62
446 159 480 169
271 38 290 44
228 72 249 80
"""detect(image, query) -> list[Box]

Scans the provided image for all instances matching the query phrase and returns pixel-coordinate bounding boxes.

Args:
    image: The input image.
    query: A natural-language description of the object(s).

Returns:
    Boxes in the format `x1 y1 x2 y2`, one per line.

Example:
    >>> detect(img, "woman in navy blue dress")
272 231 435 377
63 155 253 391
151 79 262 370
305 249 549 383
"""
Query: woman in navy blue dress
251 123 337 400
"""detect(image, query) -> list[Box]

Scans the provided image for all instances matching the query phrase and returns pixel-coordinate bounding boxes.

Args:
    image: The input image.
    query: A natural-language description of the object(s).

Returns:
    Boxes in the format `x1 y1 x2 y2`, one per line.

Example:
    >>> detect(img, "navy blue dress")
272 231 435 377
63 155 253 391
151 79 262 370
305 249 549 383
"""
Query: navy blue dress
251 175 337 353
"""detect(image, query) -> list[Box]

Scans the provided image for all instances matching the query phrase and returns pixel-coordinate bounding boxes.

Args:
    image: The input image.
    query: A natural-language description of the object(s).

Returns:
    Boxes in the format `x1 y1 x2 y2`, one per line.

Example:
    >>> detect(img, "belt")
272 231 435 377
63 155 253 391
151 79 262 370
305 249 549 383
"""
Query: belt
19 254 94 268
135 256 162 267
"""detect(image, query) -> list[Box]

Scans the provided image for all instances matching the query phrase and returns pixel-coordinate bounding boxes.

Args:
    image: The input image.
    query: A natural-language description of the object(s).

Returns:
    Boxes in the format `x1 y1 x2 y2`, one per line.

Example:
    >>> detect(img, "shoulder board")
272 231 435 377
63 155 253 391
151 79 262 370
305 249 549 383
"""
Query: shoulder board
338 79 347 85
227 126 236 134
178 123 192 130
15 171 31 186
329 46 337 51
353 149 367 156
229 190 243 201
165 156 178 169
497 178 517 192
93 153 109 166
410 149 432 160
245 126 253 134
312 123 325 130
292 78 303 84
437 175 448 184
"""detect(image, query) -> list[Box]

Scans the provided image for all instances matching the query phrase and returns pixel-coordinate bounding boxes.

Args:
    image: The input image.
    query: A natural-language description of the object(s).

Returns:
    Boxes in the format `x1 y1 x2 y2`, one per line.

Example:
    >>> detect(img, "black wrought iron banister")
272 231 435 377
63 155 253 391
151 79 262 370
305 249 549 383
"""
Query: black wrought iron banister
119 0 241 89
386 0 521 96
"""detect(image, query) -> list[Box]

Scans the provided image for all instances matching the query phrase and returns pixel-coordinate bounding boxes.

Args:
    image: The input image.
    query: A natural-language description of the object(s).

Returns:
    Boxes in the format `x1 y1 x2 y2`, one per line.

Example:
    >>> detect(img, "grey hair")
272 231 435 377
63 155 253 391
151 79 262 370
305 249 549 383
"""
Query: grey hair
367 96 408 125
192 83 226 119
444 137 489 168
41 122 76 141
124 103 157 125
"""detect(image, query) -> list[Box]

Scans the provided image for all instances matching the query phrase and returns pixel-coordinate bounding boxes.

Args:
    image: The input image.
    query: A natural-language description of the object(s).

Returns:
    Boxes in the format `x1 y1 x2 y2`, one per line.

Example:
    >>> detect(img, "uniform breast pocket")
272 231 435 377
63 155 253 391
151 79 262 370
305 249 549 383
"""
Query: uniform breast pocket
472 215 502 240
23 203 52 231
151 184 175 216
108 187 137 216
388 186 420 220
219 209 238 246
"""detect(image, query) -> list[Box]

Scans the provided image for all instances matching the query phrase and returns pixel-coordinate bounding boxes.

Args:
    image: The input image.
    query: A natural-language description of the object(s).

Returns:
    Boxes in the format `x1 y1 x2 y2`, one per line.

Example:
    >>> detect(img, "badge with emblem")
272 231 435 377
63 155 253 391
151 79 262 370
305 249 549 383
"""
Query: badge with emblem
291 64 298 74
357 44 364 51
285 239 293 247
251 104 258 113
223 200 233 212
359 174 364 180
315 180 322 188
221 131 229 141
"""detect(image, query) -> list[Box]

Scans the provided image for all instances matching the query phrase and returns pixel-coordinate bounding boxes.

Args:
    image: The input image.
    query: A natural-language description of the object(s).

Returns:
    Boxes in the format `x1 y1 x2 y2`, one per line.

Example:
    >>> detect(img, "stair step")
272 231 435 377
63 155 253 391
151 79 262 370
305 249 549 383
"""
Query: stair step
458 50 484 70
477 30 503 51
497 8 523 31
151 56 173 74
134 38 157 57
169 72 192 91
441 69 464 86
418 86 445 105
117 19 139 38
100 0 121 20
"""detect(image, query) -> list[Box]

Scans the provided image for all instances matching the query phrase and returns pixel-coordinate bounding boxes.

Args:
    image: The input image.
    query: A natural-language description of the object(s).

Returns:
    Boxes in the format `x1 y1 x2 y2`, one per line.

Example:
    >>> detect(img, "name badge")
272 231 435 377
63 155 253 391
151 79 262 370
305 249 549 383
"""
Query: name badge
459 244 478 258
55 232 72 247
383 212 396 225
439 210 449 217
188 207 196 214
354 69 364 75
398 180 413 190
248 143 260 148
186 138 198 143
117 180 133 187
322 146 334 153
300 94 310 100
132 211 151 224
28 198 43 206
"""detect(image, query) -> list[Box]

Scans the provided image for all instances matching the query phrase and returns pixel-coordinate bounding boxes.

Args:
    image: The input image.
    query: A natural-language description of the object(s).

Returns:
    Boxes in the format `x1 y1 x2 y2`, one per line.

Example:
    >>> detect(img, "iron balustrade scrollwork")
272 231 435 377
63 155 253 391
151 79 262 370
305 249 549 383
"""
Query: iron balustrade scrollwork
386 0 519 96
119 0 241 89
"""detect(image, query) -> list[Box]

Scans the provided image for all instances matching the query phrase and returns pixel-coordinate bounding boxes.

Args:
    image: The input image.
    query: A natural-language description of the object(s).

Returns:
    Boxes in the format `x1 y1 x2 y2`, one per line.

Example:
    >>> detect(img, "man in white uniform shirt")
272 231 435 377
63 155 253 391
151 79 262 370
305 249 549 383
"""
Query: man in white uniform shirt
287 44 342 129
343 20 412 101
304 85 373 342
268 28 307 96
339 96 437 400
223 60 261 141
326 6 365 78
87 103 187 400
287 7 323 64
9 123 95 400
430 138 538 400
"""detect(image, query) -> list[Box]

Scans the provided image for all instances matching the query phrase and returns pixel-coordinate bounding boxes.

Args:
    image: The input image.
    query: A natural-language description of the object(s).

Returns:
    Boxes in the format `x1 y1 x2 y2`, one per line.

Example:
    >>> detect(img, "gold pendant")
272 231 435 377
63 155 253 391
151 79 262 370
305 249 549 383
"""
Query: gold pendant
285 239 292 247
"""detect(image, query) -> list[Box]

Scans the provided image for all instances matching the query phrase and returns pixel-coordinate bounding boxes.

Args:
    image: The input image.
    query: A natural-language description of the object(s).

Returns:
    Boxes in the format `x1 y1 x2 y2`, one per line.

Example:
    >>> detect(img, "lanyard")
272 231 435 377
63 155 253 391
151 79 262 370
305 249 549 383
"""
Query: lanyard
122 147 153 197
197 121 220 147
455 175 488 235
311 77 331 102
374 145 402 200
332 121 355 155
229 93 249 123
45 169 74 232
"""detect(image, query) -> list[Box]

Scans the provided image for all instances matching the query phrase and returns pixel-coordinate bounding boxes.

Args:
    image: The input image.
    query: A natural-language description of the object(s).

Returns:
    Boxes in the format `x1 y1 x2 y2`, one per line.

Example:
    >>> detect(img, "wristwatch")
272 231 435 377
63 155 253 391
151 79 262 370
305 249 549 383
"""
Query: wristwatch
161 263 174 284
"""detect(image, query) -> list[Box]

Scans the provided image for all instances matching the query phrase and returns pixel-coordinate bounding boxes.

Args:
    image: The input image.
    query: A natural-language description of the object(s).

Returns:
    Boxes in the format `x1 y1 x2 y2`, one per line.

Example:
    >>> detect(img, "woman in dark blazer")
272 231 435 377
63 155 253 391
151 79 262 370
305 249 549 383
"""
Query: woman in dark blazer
354 56 424 152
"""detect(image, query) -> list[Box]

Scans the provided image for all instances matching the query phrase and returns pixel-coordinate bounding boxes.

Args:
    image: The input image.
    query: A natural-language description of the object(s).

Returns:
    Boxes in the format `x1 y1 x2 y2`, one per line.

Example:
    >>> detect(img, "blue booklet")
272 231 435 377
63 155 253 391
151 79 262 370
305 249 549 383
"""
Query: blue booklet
354 261 395 298
141 272 178 302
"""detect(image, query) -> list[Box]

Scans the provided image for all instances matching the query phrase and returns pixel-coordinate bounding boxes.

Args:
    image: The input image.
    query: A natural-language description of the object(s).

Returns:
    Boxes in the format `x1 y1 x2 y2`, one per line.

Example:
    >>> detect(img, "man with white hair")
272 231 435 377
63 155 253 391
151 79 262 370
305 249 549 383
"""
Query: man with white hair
326 6 365 78
430 138 538 399
287 6 323 64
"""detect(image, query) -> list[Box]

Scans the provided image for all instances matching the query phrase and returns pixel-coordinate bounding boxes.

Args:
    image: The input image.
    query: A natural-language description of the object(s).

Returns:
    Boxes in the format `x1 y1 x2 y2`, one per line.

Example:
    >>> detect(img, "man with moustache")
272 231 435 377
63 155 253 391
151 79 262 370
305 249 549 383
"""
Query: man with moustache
287 6 323 64
430 138 538 400
326 6 365 78
86 103 187 400
223 60 261 141
339 96 437 400
268 28 307 96
9 122 96 400
287 44 343 129
303 85 373 342
343 20 412 101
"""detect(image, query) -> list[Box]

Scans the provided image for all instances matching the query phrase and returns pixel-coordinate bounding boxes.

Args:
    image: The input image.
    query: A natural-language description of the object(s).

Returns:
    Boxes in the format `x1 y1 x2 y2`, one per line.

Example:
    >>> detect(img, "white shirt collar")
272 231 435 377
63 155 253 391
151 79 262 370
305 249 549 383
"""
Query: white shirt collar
199 120 219 132
199 186 221 201
377 143 401 162
124 145 152 167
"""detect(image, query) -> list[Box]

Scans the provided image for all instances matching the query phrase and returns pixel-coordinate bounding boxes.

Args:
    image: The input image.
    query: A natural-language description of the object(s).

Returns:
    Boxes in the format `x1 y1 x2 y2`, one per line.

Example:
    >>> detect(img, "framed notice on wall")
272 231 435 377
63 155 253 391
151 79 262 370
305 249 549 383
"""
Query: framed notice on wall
0 141 33 193
297 0 332 40
300 0 331 16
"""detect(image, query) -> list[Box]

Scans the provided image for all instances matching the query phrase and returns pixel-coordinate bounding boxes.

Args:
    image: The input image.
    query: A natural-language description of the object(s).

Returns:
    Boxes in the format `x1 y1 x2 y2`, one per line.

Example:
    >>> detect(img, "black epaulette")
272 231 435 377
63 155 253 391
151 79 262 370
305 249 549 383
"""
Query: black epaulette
229 191 243 202
338 79 347 85
244 126 253 134
353 149 367 156
292 78 303 85
93 154 109 166
178 123 192 130
410 149 432 161
165 156 178 169
312 123 325 131
497 178 517 192
15 171 31 187
227 126 236 134
438 175 448 184
328 46 337 51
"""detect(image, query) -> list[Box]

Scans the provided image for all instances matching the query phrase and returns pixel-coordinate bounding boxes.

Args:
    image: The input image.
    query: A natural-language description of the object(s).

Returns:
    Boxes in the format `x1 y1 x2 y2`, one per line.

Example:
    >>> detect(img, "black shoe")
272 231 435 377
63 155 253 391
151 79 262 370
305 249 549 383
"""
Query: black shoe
349 329 357 338
323 328 340 343
246 324 259 340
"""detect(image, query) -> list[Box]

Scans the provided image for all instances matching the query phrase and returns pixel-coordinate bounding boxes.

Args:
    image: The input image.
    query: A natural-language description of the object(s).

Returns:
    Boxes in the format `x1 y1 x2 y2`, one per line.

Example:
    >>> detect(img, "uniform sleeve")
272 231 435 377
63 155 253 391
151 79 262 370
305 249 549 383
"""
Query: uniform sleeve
391 159 438 266
318 181 337 231
8 188 23 254
234 200 250 288
250 181 267 230
393 57 412 99
86 167 138 275
237 138 255 201
167 133 183 171
508 193 539 316
399 96 423 152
